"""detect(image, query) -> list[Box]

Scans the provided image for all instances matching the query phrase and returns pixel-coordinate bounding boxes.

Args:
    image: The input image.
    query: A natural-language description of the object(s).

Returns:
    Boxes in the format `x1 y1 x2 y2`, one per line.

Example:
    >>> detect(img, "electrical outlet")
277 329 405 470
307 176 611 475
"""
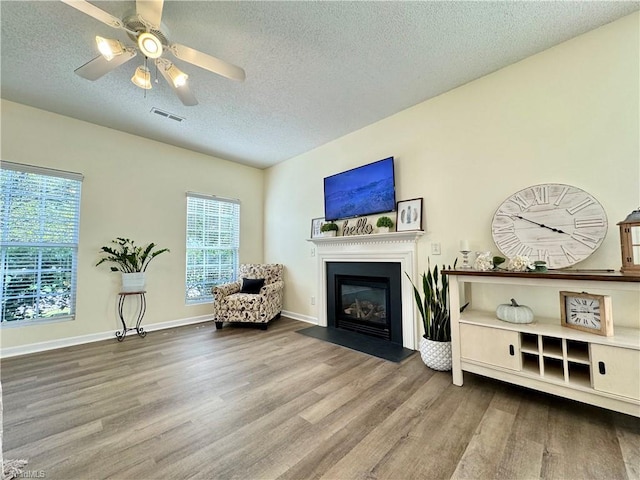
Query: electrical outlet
431 242 441 255
311 296 316 305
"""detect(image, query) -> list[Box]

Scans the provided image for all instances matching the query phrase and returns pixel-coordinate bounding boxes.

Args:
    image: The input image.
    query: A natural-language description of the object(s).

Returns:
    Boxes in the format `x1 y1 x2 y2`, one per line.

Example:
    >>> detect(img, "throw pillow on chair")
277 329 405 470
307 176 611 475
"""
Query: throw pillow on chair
240 278 265 294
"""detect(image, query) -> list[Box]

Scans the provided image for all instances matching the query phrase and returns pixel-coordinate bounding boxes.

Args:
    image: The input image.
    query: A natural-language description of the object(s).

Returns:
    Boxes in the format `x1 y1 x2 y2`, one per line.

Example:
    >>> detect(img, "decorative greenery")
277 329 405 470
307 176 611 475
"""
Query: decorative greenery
320 222 338 232
407 259 466 342
96 237 170 273
376 216 394 228
492 256 506 269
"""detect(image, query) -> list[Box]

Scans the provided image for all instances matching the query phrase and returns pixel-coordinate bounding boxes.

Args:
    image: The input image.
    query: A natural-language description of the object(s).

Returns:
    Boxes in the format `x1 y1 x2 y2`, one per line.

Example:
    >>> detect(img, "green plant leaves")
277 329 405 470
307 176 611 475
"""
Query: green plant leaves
320 222 338 232
95 238 169 273
376 216 394 228
406 259 454 342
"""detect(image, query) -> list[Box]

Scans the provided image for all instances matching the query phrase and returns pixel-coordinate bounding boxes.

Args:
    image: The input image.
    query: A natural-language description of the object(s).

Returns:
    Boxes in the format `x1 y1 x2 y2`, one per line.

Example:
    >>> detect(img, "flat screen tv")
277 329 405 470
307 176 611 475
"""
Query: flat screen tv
324 157 396 221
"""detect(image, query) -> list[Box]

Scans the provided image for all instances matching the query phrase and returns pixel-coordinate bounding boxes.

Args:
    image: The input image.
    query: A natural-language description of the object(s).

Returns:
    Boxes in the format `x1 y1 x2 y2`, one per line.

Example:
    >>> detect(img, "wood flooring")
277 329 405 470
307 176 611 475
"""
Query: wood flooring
1 317 639 480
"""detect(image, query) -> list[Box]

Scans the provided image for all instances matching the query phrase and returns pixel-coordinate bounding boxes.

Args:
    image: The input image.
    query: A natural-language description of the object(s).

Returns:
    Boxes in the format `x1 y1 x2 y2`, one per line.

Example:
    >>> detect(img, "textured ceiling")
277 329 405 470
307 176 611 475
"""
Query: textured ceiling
1 1 638 169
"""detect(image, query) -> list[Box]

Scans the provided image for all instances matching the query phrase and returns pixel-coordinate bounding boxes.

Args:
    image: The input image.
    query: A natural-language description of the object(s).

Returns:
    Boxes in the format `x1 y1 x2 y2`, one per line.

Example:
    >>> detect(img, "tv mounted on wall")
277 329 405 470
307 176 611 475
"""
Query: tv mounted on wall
324 157 396 221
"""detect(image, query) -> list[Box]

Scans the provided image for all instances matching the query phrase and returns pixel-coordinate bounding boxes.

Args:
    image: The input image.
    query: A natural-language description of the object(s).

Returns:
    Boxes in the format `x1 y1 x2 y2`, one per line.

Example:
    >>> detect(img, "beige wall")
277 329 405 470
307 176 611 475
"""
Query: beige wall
2 13 638 352
264 13 640 328
1 100 264 349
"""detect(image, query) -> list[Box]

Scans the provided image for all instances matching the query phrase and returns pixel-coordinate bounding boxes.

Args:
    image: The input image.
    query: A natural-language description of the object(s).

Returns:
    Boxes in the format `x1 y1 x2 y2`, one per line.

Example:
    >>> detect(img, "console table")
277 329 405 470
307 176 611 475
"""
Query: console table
444 270 640 417
116 291 147 341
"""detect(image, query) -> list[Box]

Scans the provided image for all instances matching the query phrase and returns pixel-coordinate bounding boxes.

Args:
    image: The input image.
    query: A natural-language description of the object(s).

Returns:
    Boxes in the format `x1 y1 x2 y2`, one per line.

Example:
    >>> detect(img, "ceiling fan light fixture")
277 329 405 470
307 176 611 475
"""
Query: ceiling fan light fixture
96 36 124 61
167 64 189 87
138 32 163 59
131 65 152 89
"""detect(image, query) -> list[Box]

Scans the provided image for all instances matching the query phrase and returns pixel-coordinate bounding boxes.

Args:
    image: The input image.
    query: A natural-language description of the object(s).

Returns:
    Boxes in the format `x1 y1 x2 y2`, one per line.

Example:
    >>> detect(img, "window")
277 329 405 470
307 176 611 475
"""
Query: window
185 193 240 304
1 162 83 324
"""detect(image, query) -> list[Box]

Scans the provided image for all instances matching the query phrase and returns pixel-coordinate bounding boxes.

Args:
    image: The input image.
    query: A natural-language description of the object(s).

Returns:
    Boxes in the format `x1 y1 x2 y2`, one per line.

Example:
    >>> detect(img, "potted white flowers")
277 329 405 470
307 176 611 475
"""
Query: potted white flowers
506 255 534 272
96 237 169 292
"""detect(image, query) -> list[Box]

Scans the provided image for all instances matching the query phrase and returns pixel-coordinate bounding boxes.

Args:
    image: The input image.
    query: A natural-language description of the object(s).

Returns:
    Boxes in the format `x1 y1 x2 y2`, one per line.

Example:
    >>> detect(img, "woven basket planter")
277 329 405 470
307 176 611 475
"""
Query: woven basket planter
419 337 452 371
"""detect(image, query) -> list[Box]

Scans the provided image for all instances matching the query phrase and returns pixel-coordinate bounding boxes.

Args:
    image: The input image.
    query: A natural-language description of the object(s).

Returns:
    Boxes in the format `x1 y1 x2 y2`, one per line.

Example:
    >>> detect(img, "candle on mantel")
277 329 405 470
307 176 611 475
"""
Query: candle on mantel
460 240 470 252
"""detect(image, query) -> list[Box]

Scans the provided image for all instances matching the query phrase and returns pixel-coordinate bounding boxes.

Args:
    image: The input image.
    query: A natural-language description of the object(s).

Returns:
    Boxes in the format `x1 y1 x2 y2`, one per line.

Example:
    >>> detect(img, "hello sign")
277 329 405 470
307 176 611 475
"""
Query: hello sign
342 217 374 236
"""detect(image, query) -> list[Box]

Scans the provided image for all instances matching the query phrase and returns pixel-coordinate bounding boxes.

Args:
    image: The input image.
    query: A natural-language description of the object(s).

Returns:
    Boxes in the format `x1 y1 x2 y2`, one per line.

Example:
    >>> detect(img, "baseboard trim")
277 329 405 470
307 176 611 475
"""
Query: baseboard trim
282 310 317 325
0 314 214 359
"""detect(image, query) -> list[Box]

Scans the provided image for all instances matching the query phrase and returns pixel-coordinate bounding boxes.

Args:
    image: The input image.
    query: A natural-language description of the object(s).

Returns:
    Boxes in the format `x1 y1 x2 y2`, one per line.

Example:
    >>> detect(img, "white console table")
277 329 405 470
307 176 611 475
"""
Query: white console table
445 269 640 417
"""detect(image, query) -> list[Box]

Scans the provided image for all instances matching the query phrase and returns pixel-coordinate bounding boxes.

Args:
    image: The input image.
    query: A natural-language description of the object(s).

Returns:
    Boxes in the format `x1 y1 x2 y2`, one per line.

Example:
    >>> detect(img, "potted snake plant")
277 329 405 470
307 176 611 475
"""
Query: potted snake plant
407 259 465 371
96 237 169 292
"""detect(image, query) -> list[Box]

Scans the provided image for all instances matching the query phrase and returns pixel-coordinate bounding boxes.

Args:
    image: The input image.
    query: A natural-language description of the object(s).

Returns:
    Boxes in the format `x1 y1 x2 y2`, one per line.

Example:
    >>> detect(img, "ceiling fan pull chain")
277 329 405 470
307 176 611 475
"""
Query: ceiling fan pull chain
144 57 148 98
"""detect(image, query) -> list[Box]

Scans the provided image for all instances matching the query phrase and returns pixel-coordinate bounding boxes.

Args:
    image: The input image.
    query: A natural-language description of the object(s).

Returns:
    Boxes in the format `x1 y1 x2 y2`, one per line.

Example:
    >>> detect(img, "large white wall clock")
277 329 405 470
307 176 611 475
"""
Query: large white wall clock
491 183 608 269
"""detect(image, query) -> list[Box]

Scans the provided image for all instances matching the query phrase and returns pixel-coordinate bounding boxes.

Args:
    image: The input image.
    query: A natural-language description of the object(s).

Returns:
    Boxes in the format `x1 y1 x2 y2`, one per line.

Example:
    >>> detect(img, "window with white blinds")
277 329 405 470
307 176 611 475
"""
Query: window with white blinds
185 193 240 304
1 162 83 324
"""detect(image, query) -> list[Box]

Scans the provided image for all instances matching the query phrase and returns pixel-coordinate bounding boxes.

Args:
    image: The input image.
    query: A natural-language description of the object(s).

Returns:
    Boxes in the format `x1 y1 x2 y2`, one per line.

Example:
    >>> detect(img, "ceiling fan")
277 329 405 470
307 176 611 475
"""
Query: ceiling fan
61 0 246 106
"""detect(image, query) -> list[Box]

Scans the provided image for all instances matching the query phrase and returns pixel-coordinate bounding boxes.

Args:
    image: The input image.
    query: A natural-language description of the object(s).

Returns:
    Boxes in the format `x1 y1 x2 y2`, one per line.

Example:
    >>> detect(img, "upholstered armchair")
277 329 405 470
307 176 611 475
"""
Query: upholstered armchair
212 264 284 330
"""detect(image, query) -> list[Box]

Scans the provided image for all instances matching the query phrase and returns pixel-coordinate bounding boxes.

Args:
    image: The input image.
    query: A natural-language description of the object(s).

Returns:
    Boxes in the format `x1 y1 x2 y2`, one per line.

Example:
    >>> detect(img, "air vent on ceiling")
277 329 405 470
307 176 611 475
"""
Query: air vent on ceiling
150 107 184 123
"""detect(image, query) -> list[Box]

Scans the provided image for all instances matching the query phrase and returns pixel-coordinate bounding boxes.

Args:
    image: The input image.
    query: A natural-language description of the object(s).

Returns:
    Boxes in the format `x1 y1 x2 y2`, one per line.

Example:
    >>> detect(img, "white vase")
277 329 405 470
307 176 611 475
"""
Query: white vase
378 227 390 234
419 337 452 371
121 272 146 293
321 231 337 237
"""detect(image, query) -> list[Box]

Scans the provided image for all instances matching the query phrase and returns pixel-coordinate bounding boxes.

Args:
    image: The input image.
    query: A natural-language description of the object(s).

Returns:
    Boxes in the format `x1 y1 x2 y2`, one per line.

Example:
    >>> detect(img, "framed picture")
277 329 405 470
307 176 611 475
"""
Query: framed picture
311 217 325 238
396 198 423 232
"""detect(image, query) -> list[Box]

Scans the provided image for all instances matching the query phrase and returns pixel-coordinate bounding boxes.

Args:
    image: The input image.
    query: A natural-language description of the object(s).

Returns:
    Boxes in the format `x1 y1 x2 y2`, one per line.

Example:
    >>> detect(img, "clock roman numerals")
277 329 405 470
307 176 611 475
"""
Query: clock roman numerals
568 297 601 327
569 314 599 327
567 197 595 215
494 233 532 257
554 186 569 206
537 249 550 262
495 210 513 218
562 245 579 262
571 231 599 249
511 194 531 211
492 223 515 234
495 233 521 255
514 244 532 257
533 185 549 205
574 216 605 229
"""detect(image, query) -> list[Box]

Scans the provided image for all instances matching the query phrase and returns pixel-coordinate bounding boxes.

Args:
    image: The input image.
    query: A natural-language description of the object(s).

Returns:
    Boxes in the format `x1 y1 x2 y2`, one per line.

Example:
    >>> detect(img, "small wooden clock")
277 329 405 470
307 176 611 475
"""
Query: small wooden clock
560 291 613 336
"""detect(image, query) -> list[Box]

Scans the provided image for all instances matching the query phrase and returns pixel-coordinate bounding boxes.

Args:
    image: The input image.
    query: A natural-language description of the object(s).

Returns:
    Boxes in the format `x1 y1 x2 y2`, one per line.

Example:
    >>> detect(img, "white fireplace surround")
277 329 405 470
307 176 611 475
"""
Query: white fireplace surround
308 231 424 350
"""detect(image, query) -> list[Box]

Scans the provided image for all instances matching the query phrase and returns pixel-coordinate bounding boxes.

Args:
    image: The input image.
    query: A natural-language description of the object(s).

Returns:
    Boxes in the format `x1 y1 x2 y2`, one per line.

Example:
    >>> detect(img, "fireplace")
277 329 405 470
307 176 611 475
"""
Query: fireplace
338 279 389 338
309 231 423 350
327 262 403 345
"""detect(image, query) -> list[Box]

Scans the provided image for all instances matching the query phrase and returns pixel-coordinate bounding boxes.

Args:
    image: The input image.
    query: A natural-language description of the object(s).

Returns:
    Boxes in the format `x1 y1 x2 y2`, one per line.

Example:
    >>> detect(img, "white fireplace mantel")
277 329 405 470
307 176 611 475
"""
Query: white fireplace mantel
308 231 424 350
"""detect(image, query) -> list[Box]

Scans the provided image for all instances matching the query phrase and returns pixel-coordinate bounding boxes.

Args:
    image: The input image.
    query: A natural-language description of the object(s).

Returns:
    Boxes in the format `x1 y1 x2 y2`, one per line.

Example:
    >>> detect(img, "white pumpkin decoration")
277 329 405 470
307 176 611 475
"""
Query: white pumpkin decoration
496 298 534 324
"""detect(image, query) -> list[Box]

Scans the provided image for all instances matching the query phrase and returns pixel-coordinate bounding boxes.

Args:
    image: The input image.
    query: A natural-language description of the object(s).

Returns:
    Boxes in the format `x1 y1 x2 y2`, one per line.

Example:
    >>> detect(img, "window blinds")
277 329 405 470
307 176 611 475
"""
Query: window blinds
1 162 82 323
185 193 240 304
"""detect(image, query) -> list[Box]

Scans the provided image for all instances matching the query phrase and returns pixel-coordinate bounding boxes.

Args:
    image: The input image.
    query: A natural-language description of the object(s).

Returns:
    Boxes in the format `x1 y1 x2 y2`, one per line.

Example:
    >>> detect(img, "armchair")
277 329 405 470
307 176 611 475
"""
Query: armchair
212 264 284 330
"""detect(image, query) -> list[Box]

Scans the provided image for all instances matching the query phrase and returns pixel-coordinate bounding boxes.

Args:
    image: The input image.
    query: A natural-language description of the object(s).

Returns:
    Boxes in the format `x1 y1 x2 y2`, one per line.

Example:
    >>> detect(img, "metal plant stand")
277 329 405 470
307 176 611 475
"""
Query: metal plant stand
116 291 147 341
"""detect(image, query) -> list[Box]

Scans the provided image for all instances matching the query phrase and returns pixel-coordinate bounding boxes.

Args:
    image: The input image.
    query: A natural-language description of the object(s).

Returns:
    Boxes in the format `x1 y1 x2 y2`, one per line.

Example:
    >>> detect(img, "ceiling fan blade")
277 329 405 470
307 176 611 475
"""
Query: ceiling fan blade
136 0 164 29
156 60 198 106
75 49 137 81
59 0 123 29
173 84 198 107
170 43 246 82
